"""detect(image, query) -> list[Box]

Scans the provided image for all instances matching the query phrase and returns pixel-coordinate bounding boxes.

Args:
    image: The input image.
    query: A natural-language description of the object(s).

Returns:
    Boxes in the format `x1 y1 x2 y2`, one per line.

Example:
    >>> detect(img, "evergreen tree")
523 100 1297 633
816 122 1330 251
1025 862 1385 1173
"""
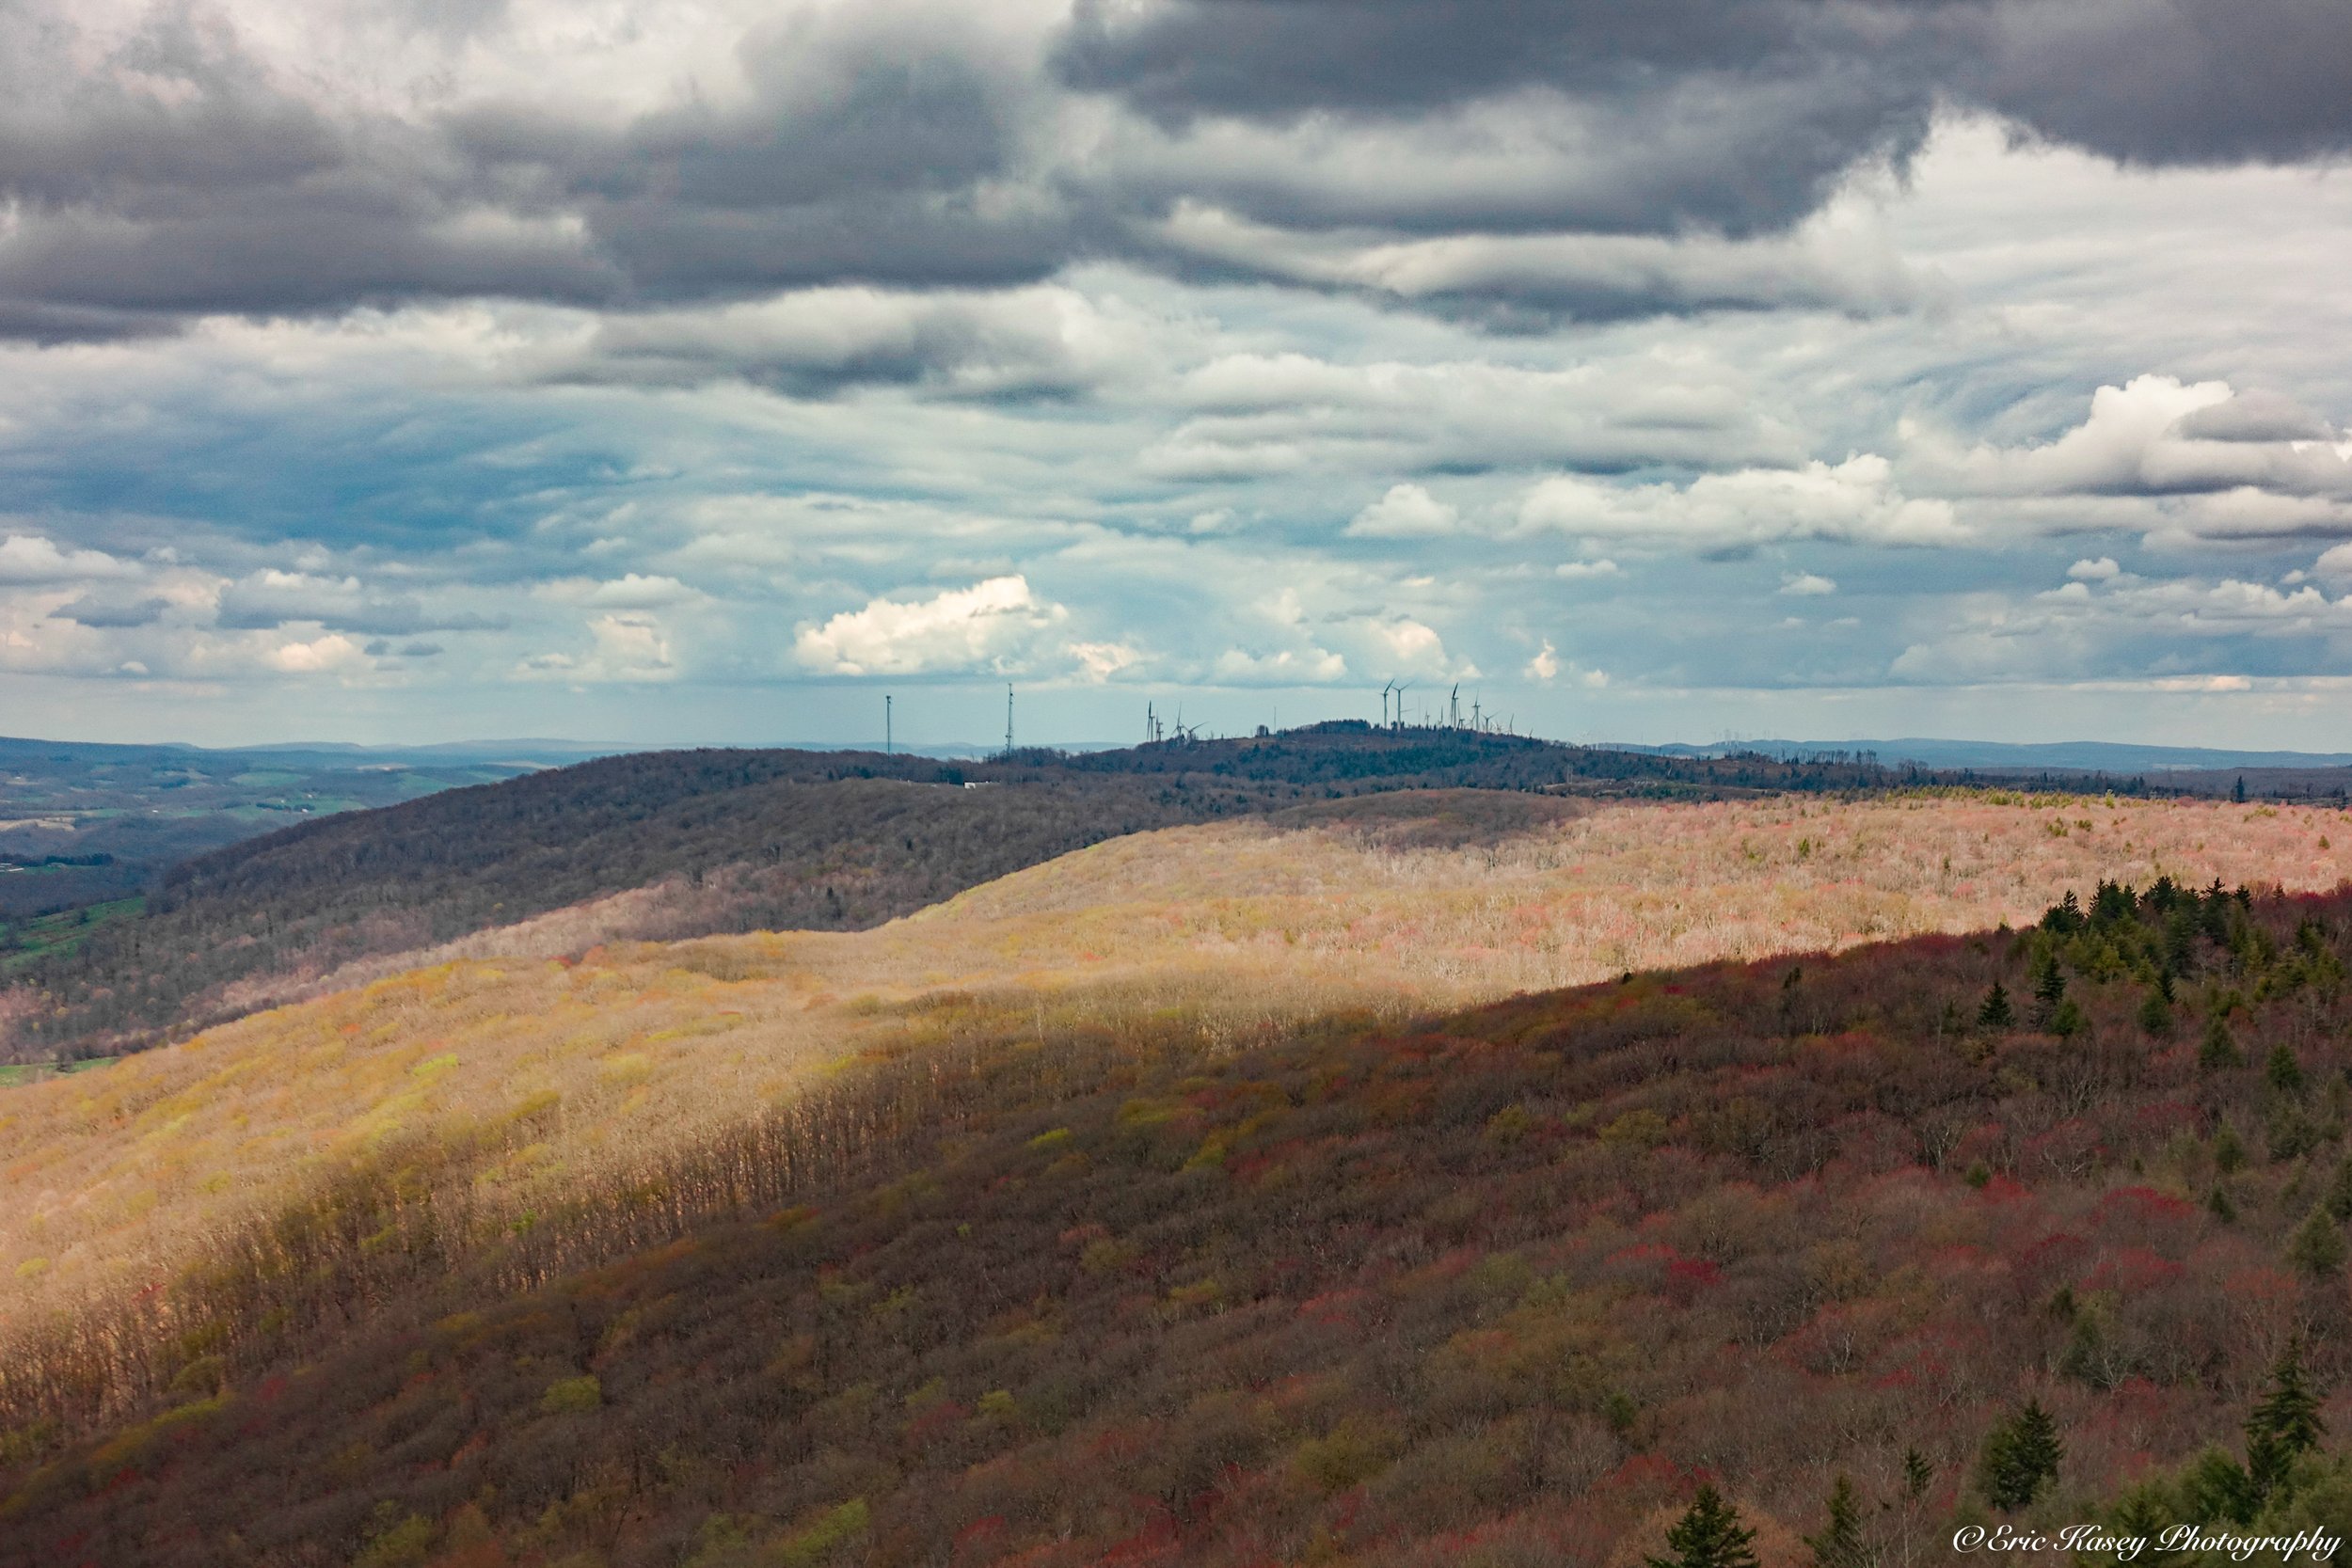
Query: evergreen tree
2180 1448 2260 1527
2246 1342 2327 1499
2233 775 2249 803
2207 1184 2237 1224
2010 1402 2064 1497
2267 1043 2307 1097
1646 1484 1760 1568
2044 890 2086 935
2164 910 2199 977
1901 1449 1932 1503
2137 989 2173 1037
1979 983 2015 1029
1804 1475 1867 1568
1979 1400 2064 1512
2032 951 2068 1019
2111 1488 2185 1567
2325 1155 2352 1224
2268 1105 2319 1164
2286 1205 2346 1279
2201 881 2233 942
2050 998 2087 1040
2212 1122 2248 1174
2200 1018 2244 1071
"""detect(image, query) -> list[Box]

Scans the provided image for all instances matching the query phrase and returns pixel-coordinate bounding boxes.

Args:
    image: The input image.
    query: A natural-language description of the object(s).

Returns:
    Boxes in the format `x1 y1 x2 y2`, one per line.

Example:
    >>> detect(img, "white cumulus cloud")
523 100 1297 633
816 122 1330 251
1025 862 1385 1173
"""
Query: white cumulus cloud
0 533 136 583
1347 483 1461 538
518 615 678 683
1519 455 1963 552
793 576 1068 676
1909 376 2352 506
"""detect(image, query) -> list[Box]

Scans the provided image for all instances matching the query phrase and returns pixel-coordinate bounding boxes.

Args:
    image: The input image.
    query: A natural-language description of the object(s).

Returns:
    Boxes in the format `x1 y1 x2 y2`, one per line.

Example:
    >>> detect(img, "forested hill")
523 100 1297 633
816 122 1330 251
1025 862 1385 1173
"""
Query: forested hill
6 881 2349 1566
5 726 1937 1058
1053 721 1912 791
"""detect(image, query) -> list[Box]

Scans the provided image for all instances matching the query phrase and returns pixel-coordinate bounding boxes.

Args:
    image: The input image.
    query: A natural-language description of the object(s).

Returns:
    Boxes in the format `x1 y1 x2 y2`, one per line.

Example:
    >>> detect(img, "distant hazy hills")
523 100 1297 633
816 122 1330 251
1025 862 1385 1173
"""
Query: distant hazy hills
1629 736 2352 772
0 736 552 920
117 730 2352 773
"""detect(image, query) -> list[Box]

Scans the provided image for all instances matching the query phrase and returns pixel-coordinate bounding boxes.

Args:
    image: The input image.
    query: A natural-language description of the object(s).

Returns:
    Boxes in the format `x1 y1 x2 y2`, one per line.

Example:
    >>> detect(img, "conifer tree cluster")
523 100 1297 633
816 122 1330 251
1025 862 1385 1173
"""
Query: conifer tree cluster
1803 1476 1867 1568
1978 1400 2064 1512
2245 1344 2326 1502
1647 1485 1760 1568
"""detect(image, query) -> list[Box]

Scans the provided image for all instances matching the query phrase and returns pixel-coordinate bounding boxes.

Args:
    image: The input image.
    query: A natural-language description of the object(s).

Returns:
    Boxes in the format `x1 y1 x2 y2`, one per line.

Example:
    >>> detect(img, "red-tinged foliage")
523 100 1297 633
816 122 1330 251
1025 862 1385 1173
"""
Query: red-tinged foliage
3 884 2351 1565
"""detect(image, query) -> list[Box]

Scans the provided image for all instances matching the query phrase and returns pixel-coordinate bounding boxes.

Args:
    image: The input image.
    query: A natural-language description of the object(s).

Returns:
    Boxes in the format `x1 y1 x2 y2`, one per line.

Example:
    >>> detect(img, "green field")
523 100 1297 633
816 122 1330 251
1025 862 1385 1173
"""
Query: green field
0 895 144 977
0 1055 115 1087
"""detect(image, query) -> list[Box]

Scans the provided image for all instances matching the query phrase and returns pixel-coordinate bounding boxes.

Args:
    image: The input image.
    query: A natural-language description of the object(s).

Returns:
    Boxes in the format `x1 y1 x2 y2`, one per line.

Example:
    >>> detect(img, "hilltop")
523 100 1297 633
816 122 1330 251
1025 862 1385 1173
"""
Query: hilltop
6 868 2352 1566
0 725 1952 1060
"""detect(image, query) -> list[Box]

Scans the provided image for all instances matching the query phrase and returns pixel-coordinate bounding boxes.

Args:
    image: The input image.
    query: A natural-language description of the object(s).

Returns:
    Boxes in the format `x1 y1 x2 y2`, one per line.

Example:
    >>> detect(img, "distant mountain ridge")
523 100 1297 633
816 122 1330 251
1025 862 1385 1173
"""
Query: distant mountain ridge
0 736 548 922
24 730 2351 775
1623 736 2352 772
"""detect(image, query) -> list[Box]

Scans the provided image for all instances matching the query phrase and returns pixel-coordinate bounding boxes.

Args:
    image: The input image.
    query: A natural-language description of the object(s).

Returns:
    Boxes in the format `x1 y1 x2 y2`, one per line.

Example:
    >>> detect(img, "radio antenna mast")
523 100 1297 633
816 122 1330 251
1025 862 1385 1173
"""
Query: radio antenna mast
1005 683 1015 757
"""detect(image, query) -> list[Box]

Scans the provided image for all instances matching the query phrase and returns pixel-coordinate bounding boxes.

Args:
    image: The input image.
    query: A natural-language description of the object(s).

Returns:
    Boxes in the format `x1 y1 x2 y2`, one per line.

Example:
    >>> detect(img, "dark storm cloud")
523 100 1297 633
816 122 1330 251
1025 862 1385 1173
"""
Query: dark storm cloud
0 8 342 204
0 300 182 344
1055 0 1805 120
0 194 620 318
1057 0 2352 223
50 594 170 628
0 0 2346 342
2174 390 2336 444
215 577 508 636
1054 0 1928 239
549 285 1128 401
1955 0 2352 166
453 19 1071 296
0 5 616 319
0 3 1062 333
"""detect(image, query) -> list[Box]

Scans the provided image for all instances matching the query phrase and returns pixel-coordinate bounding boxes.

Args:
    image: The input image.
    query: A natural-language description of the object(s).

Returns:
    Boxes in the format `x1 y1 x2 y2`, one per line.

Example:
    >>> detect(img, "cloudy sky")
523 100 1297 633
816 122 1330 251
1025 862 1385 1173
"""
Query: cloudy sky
3 0 2350 750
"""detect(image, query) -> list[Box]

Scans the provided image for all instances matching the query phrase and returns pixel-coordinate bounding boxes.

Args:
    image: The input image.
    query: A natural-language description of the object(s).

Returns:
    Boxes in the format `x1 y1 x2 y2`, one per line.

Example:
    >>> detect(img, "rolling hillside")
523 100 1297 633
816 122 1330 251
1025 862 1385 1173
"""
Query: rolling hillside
5 868 2352 1566
0 726 1962 1061
1 789 2343 1402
